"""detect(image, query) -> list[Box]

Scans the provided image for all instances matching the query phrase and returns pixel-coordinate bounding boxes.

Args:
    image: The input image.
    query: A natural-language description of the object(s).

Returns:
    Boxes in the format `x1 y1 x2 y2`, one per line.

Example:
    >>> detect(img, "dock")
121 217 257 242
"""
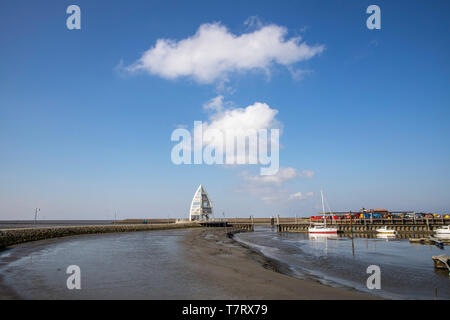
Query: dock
199 221 254 231
432 255 450 274
409 237 449 246
276 217 450 234
409 237 450 245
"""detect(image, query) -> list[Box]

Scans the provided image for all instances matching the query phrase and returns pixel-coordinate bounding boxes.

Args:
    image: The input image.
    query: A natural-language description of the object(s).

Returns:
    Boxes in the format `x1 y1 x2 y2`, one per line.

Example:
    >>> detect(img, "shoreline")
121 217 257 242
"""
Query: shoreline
0 227 378 300
181 228 378 299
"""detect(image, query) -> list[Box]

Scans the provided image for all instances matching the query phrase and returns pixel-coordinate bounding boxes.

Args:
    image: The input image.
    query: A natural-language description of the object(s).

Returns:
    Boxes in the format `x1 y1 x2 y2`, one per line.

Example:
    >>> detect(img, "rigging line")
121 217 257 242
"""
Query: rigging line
324 193 333 214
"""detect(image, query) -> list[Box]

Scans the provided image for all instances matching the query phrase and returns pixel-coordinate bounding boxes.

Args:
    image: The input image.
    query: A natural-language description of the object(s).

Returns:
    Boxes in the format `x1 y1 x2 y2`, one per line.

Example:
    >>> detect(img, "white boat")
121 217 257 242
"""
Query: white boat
436 234 450 241
308 224 338 234
435 226 450 235
308 189 338 234
376 226 397 235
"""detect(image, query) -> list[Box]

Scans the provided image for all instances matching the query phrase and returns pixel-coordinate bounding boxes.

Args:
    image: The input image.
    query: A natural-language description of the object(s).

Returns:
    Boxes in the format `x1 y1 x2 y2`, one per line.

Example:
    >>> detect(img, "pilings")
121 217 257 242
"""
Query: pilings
229 223 254 231
199 221 254 231
199 221 229 227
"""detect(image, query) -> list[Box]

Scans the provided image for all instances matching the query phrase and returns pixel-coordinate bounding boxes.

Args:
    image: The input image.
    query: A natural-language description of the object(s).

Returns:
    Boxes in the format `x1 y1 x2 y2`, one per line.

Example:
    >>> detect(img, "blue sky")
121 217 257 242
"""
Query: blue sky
1 0 449 220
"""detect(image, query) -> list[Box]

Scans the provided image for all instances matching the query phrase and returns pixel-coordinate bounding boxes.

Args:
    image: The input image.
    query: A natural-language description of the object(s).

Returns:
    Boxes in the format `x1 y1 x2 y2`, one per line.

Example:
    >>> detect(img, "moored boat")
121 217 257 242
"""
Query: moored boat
435 225 450 235
308 224 338 234
308 189 338 234
376 226 398 235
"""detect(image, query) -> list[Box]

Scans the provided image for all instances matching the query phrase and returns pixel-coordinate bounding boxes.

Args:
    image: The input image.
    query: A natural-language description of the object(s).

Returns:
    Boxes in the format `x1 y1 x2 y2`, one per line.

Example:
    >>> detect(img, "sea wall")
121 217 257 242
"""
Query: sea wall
0 223 201 249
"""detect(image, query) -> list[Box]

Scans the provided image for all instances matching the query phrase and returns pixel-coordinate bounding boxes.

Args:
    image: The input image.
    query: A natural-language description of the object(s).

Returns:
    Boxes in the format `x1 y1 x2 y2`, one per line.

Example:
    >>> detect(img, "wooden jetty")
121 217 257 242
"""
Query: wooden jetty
199 221 254 231
432 255 450 274
228 223 254 231
409 237 446 248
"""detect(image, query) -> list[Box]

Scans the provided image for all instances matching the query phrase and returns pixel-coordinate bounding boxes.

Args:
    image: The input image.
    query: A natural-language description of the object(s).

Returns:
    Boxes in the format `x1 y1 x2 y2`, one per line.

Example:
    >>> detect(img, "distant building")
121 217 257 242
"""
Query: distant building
189 185 213 221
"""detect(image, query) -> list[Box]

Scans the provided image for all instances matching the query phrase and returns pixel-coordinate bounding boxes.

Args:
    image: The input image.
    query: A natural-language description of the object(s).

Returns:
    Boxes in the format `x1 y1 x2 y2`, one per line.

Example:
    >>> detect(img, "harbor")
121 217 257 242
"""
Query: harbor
1 185 449 300
1 214 449 300
235 226 450 299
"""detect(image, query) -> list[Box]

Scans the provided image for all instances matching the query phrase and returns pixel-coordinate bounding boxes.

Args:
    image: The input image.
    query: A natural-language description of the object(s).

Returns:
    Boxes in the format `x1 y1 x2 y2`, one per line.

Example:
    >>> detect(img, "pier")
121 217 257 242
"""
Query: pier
199 221 254 231
432 255 450 274
276 217 450 233
228 223 254 231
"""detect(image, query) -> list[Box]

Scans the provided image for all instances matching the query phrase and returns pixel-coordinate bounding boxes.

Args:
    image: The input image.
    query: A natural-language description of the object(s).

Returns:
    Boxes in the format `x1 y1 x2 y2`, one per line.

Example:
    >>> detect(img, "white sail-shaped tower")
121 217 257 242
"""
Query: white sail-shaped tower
189 185 213 221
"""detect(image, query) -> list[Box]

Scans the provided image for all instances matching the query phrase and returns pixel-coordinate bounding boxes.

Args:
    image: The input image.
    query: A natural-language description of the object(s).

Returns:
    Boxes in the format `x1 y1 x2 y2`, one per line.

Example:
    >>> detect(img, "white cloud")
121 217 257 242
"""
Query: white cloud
242 167 314 186
127 21 324 83
237 167 315 203
203 95 226 112
204 101 279 134
201 99 281 166
261 194 284 202
289 191 315 200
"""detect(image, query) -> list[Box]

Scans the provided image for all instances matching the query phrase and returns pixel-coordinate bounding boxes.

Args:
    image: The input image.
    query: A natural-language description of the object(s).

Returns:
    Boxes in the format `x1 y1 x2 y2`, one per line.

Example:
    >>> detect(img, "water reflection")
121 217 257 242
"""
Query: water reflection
376 233 397 241
308 234 339 241
236 227 450 299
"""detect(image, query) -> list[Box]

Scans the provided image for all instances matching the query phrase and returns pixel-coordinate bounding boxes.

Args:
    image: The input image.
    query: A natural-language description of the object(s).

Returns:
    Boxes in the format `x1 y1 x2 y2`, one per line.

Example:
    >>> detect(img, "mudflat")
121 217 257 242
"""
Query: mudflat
181 228 378 299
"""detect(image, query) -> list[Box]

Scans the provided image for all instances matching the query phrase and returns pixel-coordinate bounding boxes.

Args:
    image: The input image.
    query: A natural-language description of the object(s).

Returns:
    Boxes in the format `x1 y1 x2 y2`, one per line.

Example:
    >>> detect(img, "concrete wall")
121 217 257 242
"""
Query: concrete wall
0 223 201 249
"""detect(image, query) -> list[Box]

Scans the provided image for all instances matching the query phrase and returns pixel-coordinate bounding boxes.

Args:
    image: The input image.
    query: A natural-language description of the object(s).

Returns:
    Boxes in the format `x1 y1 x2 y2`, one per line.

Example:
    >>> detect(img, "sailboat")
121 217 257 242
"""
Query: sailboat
308 190 338 234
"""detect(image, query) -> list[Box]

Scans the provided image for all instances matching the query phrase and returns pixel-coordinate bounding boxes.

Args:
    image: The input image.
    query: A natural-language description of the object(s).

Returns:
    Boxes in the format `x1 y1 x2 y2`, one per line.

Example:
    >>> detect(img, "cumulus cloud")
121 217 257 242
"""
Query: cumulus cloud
200 98 281 167
126 21 324 83
242 167 314 186
204 100 279 134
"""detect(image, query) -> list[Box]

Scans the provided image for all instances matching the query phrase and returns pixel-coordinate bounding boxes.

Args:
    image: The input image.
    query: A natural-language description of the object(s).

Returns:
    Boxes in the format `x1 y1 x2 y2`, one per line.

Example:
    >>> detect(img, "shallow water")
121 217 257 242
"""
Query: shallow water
0 229 232 299
235 226 450 299
2 227 449 300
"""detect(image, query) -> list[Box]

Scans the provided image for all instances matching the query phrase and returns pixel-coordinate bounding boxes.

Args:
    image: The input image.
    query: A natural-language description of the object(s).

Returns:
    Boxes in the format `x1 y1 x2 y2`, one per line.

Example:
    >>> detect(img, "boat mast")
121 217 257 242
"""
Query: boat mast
321 189 326 227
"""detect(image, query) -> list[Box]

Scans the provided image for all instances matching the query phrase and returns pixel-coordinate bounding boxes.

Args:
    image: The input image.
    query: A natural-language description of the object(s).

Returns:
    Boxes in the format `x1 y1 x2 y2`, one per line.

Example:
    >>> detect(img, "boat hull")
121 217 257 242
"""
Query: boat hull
376 228 397 234
434 226 450 235
308 231 337 234
308 227 338 234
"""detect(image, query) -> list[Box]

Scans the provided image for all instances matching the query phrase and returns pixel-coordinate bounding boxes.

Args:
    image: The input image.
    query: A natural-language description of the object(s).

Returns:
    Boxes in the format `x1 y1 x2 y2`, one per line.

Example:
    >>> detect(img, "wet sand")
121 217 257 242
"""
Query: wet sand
182 228 377 299
0 227 378 299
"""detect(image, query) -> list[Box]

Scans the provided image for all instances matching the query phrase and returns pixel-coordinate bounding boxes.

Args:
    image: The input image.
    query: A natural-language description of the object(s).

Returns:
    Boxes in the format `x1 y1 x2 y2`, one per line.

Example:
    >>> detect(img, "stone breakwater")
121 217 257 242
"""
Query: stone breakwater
0 223 201 249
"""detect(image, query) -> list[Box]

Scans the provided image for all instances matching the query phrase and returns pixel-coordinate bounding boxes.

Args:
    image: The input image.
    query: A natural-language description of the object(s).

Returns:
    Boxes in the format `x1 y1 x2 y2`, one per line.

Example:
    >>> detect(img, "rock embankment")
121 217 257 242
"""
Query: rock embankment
0 223 201 249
